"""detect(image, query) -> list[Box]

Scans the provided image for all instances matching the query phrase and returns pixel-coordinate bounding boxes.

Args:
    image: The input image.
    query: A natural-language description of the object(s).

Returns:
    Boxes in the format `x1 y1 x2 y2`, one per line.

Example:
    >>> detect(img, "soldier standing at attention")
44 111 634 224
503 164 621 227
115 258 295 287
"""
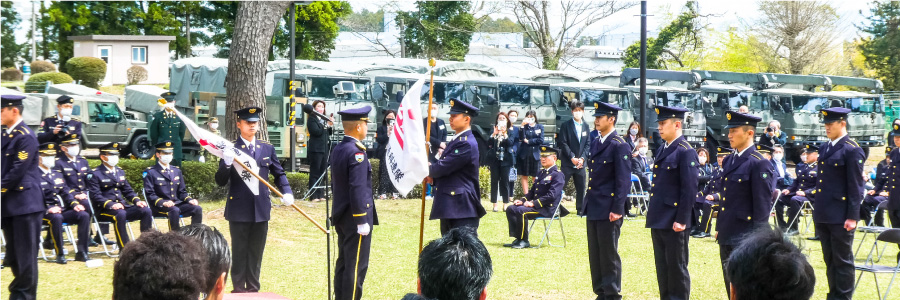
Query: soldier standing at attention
814 107 865 300
149 92 186 166
584 102 631 300
1 95 44 300
645 105 698 300
428 99 486 235
38 95 82 144
215 107 293 293
331 106 378 300
143 140 203 230
715 111 775 297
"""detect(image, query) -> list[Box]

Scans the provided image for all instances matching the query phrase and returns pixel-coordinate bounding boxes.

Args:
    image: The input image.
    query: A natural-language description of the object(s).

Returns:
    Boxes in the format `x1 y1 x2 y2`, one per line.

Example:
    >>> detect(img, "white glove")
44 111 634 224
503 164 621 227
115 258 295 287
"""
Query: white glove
198 155 206 163
223 147 236 166
357 223 371 236
281 193 294 206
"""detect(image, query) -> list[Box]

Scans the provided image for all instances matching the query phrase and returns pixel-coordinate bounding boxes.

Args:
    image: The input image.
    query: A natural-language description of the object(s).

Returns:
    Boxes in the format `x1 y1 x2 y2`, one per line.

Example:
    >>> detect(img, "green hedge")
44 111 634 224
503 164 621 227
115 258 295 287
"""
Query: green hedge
65 57 107 88
26 71 73 84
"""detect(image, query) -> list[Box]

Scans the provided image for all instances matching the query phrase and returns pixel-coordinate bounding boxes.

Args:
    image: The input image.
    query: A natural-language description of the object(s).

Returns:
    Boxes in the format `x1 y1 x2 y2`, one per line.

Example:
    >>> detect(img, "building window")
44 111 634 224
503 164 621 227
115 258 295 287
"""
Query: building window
132 46 147 64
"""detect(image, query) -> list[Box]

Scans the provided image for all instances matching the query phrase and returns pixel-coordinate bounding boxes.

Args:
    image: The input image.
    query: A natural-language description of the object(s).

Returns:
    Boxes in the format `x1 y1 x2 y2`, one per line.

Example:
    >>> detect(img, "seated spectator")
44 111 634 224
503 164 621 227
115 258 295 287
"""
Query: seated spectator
726 226 815 300
177 224 231 300
401 228 492 300
861 147 891 226
143 141 203 230
504 146 564 249
770 145 793 190
629 137 652 215
112 231 208 300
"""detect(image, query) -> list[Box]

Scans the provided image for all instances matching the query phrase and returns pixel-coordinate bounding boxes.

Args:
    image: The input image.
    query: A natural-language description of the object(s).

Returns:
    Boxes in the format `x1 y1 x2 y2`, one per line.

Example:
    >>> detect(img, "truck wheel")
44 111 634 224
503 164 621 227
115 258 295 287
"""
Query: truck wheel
130 134 153 159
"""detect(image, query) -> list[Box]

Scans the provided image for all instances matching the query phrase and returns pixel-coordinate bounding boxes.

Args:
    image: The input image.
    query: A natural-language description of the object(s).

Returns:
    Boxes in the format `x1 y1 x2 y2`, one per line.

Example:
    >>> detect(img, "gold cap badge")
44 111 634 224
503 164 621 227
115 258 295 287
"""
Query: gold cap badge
726 112 731 120
249 108 257 114
166 141 171 147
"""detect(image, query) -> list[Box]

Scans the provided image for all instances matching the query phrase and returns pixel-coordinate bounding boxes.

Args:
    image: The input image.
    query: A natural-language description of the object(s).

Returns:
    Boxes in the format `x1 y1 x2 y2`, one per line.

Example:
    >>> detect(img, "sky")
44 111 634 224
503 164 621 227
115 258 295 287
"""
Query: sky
9 0 877 45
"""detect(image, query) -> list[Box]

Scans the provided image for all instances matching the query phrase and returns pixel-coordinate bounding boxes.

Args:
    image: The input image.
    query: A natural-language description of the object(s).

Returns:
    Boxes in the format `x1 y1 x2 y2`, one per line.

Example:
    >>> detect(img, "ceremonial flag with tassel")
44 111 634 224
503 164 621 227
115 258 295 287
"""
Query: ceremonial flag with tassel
385 78 430 196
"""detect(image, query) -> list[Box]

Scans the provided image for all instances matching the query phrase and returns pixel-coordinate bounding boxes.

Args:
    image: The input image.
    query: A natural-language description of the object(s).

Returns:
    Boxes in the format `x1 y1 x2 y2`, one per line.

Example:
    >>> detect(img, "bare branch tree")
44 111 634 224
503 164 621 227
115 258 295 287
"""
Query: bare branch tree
748 1 842 74
511 1 636 70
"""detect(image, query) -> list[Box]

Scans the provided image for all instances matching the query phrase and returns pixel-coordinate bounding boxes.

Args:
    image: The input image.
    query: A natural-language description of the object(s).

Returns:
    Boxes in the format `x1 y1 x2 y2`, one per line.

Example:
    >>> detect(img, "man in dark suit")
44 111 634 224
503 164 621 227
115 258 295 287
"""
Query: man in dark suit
777 145 819 234
584 102 631 300
215 106 293 293
37 95 82 144
38 142 91 264
424 103 447 199
504 146 564 249
87 142 153 250
646 105 698 300
715 111 775 297
814 107 865 300
556 100 590 214
428 99 485 235
331 106 378 300
143 140 203 230
149 92 186 166
1 95 45 300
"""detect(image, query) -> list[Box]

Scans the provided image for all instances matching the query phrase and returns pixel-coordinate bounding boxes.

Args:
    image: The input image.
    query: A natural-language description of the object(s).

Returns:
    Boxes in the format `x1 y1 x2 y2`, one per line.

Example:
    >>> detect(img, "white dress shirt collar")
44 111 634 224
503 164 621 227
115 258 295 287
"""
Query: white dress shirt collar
830 133 848 146
598 130 615 144
6 118 23 134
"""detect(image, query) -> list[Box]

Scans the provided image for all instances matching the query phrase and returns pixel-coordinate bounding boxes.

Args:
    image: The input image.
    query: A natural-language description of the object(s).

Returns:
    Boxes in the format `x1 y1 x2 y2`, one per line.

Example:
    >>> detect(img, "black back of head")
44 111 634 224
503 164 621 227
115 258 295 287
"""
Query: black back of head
113 231 208 300
418 228 493 300
176 224 232 294
726 227 815 300
570 100 584 111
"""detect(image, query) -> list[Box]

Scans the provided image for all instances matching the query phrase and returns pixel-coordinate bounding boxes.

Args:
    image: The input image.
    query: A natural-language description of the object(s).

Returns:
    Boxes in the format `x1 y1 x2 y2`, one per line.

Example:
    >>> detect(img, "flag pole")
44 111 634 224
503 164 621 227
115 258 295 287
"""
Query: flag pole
419 58 436 253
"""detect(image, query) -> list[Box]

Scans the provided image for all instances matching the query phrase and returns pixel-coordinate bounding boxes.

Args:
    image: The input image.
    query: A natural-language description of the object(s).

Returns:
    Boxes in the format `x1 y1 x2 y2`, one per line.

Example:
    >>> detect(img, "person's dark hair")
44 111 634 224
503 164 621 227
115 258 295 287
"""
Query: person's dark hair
495 112 511 130
507 109 518 118
570 100 584 111
525 110 538 123
3 105 24 115
628 121 643 138
113 231 208 300
382 109 396 125
418 228 492 300
311 100 326 112
726 227 815 300
696 147 710 164
176 224 231 296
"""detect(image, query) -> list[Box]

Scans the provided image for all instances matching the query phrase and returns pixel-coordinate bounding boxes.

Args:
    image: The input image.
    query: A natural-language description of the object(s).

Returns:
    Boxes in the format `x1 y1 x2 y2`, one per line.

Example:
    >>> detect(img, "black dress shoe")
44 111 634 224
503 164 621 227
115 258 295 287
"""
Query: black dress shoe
74 252 88 262
807 236 820 241
512 240 531 249
696 232 711 238
89 239 99 247
503 239 521 247
55 255 67 265
625 212 637 218
94 235 115 246
42 241 54 250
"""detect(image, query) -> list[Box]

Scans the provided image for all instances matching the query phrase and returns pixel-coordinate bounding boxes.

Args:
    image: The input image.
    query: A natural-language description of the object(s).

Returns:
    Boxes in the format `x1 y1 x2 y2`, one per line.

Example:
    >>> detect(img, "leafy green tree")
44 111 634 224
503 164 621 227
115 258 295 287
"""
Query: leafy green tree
1 1 22 68
396 1 476 61
198 1 240 58
623 2 700 69
46 1 145 72
858 1 900 91
339 8 383 32
478 16 521 33
272 1 351 61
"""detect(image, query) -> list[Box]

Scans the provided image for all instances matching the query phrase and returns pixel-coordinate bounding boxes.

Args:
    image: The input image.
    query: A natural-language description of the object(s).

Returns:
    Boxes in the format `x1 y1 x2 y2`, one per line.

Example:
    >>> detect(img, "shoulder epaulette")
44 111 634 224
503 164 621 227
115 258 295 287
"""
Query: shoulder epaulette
845 140 859 148
173 165 180 169
749 152 764 160
145 167 152 170
356 141 366 151
613 136 625 144
259 140 271 145
679 140 691 150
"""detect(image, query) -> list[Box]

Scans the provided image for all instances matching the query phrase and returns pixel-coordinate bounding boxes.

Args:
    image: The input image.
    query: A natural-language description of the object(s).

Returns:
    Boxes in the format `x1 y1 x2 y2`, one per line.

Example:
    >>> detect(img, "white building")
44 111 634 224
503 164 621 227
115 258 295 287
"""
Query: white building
68 35 175 86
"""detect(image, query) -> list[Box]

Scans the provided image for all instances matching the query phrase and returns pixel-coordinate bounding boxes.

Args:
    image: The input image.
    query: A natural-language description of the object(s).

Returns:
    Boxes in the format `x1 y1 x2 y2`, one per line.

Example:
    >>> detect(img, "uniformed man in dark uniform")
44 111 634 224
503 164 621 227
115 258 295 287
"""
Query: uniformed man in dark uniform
55 133 114 245
331 106 378 300
887 123 900 237
37 142 90 264
814 107 865 300
1 94 44 300
646 105 698 300
691 146 730 239
715 111 775 297
504 145 564 249
428 99 485 235
776 145 819 234
86 142 153 249
149 92 186 166
583 101 631 300
37 95 82 144
143 140 203 230
215 106 293 293
861 147 891 226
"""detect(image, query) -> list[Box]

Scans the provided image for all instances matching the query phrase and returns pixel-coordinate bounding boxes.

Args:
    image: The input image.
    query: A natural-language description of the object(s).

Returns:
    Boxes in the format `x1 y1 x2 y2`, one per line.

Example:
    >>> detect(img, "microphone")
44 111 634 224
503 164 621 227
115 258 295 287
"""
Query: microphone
302 104 330 121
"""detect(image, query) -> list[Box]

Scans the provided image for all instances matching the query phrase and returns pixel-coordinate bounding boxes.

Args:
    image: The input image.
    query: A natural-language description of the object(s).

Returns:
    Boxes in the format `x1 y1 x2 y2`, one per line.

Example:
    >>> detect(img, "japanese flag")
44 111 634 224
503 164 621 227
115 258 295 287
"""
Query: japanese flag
385 78 429 196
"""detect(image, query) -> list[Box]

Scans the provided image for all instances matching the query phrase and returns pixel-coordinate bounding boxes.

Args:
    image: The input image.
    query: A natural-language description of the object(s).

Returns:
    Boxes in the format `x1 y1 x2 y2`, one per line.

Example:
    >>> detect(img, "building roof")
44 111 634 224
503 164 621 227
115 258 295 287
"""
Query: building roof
68 35 176 41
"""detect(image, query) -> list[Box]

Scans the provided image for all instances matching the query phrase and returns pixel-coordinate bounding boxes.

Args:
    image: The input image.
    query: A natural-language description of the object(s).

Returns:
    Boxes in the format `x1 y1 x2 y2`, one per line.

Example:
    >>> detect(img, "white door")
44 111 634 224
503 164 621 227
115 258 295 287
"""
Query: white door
98 46 111 86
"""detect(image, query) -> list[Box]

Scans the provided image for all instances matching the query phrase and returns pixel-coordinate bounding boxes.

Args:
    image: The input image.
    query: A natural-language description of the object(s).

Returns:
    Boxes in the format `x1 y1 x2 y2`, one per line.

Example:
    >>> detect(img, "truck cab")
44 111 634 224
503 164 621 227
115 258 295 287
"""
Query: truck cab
462 77 554 144
371 73 464 124
550 82 633 134
621 85 707 149
817 90 885 151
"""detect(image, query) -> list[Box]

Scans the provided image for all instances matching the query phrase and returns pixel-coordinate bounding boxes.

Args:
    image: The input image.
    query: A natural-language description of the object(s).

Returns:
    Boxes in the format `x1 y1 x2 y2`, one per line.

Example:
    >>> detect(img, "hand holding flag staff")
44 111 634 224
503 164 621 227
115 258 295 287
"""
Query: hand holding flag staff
158 99 328 234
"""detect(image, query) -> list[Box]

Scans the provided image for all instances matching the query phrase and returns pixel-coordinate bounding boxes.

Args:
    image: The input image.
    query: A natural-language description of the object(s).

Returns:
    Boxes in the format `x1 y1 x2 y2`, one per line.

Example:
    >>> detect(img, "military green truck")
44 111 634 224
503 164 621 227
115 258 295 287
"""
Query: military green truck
619 68 707 150
462 77 554 143
549 82 633 134
371 73 465 123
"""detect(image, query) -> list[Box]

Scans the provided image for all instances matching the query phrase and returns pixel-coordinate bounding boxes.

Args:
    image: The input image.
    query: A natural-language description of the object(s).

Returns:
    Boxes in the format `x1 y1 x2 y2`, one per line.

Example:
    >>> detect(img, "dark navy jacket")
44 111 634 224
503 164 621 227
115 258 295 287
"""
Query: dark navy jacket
697 166 724 204
429 130 485 220
87 164 141 210
54 153 91 199
585 131 632 220
1 121 45 217
330 136 378 227
424 118 448 162
813 136 865 224
525 165 564 217
40 169 78 210
518 124 544 161
307 115 332 154
215 138 291 223
487 132 514 167
556 119 590 169
38 116 82 144
142 163 194 208
716 146 775 245
786 162 818 198
646 135 699 229
888 148 900 210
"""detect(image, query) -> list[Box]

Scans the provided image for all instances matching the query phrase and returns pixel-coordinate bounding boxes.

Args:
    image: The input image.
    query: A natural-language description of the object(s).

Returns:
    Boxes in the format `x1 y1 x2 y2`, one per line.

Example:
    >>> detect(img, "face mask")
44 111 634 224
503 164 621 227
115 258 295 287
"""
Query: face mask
774 153 784 161
509 116 518 123
41 156 55 168
65 145 80 157
526 118 534 124
210 123 219 130
699 156 708 164
629 128 638 136
60 108 73 117
572 111 583 120
105 156 119 167
159 154 173 165
638 147 648 155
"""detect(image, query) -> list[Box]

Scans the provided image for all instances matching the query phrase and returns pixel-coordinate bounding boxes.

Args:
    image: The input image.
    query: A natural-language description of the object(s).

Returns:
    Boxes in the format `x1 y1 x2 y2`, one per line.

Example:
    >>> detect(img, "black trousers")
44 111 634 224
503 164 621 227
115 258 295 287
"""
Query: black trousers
334 225 372 300
96 205 153 249
2 211 42 300
308 151 328 199
490 161 512 203
719 244 736 299
776 196 807 231
43 209 90 255
153 202 203 230
860 196 887 226
562 166 586 213
890 209 900 253
506 205 538 240
816 223 855 300
229 221 268 293
376 157 397 196
692 202 714 234
650 229 690 300
439 217 480 236
587 219 623 300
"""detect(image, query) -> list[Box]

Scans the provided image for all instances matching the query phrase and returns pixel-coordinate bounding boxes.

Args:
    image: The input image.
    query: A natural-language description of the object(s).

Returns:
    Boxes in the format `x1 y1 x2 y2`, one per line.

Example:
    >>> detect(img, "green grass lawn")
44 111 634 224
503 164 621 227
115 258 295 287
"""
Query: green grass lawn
2 195 898 299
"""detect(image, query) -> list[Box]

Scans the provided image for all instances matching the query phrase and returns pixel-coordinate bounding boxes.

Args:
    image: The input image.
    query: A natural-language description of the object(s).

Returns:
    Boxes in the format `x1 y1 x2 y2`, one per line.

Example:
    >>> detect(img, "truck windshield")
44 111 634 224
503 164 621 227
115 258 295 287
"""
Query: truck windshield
658 92 699 109
308 78 371 101
792 96 830 112
417 82 464 104
499 84 548 105
843 97 880 113
582 89 628 108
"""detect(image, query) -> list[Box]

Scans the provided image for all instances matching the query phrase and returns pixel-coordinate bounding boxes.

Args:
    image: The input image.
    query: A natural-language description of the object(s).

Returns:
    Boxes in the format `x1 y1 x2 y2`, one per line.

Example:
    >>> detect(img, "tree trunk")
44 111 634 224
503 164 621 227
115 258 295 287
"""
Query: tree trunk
185 12 191 58
223 1 290 141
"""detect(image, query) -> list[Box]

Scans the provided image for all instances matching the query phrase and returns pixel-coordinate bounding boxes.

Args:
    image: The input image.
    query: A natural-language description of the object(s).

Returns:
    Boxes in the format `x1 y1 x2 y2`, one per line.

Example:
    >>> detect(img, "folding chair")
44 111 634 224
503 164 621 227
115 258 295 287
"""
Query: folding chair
142 189 186 231
628 174 649 216
854 228 900 300
787 200 815 236
38 195 78 262
85 192 146 257
855 201 892 260
527 192 566 248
